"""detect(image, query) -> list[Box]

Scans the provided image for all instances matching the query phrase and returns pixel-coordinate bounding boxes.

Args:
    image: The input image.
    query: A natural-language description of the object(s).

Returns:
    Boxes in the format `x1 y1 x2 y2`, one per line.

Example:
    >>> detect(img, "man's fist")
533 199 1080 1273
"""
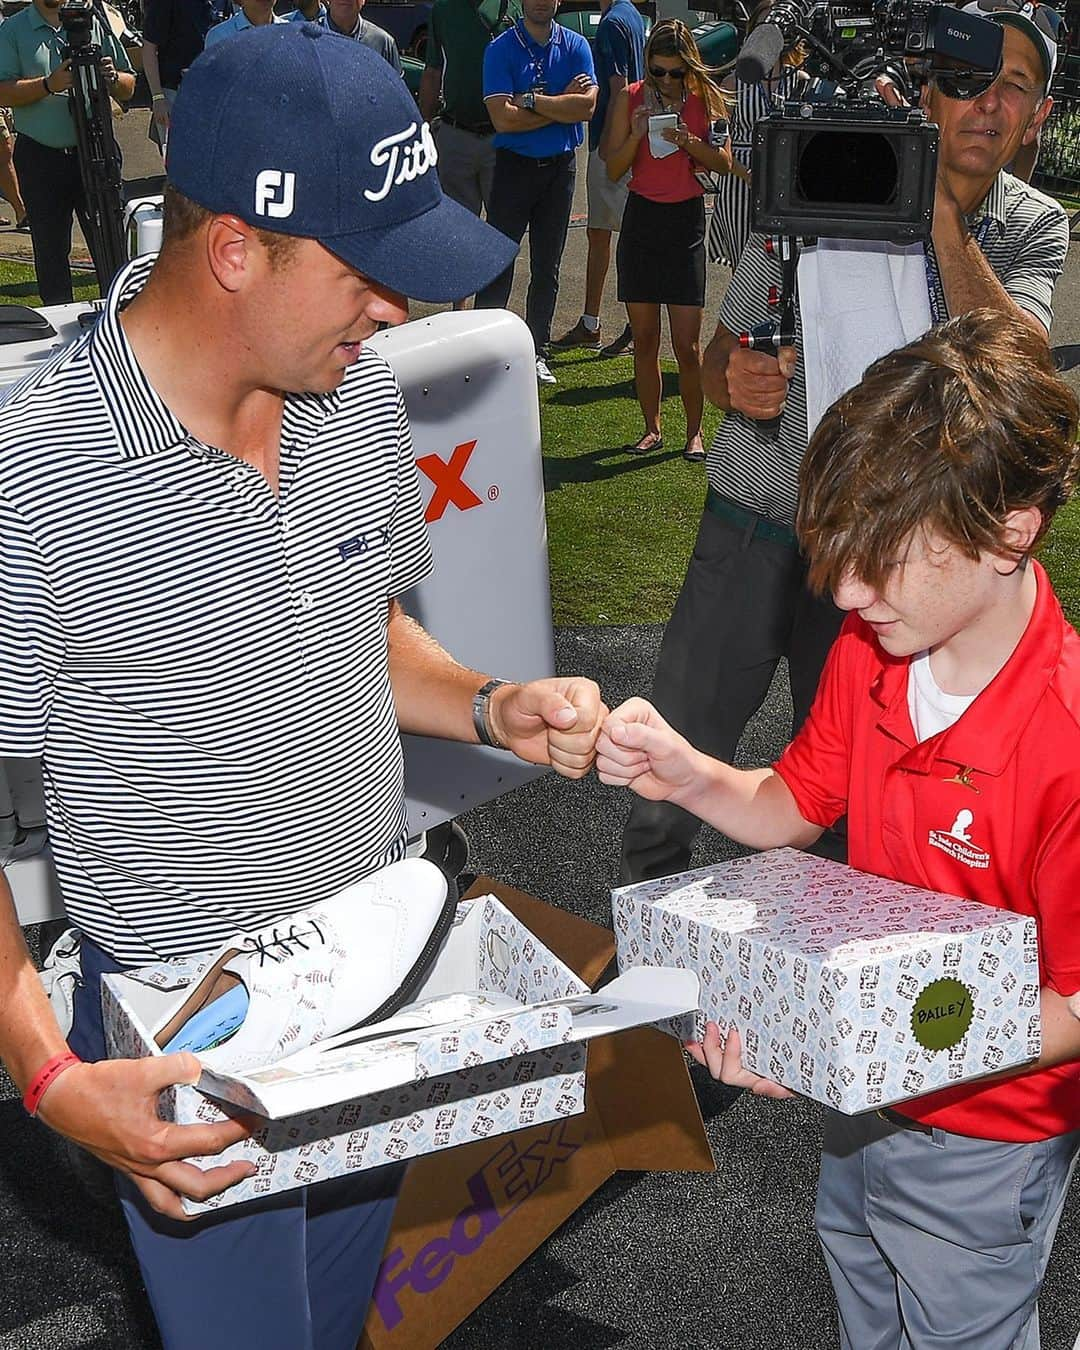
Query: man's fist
489 677 606 778
726 344 797 421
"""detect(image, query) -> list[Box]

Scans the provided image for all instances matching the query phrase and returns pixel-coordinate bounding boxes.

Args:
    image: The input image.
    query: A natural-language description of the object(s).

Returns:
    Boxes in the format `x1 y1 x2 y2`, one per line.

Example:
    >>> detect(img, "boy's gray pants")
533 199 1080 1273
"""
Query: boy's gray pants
816 1107 1080 1350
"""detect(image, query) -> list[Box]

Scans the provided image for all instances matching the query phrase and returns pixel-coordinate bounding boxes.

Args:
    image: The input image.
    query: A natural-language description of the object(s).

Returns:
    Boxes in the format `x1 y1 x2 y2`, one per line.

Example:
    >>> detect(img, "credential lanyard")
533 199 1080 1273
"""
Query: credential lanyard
924 215 995 324
513 17 553 90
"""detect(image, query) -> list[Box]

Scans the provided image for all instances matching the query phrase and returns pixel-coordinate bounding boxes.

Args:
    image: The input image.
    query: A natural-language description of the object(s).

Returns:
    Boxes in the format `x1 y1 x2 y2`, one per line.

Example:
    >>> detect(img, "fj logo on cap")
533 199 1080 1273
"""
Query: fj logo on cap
254 169 296 220
364 122 438 204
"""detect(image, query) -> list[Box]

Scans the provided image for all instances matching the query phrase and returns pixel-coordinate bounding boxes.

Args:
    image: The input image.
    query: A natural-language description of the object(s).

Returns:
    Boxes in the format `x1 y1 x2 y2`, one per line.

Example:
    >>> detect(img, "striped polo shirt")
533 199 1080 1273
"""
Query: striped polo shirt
707 171 1069 527
0 255 433 963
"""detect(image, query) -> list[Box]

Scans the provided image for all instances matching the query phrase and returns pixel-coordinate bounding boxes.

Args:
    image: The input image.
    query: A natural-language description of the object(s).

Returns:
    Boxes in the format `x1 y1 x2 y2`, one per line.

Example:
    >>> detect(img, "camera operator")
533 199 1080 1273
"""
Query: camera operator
619 0 1068 885
0 0 133 304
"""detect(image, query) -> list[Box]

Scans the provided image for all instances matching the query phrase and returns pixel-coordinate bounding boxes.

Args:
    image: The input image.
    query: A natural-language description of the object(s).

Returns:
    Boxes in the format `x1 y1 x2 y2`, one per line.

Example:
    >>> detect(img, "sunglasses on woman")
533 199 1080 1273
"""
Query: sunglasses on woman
648 65 687 80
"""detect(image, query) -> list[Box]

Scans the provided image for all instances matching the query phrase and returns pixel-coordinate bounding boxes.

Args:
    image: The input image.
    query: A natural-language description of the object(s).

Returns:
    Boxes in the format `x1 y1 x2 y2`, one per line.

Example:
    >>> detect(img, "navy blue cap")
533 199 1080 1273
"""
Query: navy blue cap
166 24 518 302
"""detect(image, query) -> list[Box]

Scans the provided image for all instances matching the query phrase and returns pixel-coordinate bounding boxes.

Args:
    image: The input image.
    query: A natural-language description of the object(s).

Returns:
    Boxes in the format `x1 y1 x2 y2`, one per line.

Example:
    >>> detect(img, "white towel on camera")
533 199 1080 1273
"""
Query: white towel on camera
798 237 931 440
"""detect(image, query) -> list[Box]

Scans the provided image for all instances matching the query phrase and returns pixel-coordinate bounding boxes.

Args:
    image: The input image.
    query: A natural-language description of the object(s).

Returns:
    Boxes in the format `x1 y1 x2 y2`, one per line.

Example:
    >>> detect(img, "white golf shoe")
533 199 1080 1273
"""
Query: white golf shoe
155 858 454 1073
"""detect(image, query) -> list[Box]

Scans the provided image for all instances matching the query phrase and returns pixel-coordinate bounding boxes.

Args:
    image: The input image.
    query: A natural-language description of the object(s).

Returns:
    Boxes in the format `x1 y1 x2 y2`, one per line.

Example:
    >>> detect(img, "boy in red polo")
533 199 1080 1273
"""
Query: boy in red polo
597 308 1080 1349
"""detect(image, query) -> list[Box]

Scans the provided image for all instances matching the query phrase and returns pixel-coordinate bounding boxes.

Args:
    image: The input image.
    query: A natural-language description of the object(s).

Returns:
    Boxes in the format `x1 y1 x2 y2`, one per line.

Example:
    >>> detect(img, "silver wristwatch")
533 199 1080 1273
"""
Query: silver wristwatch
521 90 536 111
472 678 512 749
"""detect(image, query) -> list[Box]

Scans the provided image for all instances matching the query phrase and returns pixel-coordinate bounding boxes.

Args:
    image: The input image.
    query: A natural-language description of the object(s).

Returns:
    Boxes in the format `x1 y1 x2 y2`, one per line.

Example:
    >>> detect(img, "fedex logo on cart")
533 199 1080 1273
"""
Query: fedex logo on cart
417 440 500 523
371 1119 582 1330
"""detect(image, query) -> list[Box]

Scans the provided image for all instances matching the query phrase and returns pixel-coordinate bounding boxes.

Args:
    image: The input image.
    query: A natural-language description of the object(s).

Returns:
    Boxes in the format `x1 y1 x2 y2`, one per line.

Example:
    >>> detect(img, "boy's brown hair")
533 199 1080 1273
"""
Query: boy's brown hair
798 309 1080 596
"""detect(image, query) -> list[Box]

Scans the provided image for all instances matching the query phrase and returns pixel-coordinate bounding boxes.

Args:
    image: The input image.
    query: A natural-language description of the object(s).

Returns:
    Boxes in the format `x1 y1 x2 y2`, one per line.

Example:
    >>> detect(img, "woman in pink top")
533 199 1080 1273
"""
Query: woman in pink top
606 20 731 460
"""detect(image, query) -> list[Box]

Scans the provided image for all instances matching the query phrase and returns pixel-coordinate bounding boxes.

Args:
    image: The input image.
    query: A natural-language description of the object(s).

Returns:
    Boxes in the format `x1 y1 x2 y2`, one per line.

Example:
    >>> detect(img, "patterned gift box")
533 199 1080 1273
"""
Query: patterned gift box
104 894 593 1216
612 849 1041 1114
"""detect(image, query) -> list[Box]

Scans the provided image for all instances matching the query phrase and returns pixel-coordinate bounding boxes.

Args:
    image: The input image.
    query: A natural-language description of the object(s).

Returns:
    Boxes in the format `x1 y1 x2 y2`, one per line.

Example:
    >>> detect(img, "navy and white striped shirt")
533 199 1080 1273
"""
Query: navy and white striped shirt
0 256 433 963
707 171 1069 527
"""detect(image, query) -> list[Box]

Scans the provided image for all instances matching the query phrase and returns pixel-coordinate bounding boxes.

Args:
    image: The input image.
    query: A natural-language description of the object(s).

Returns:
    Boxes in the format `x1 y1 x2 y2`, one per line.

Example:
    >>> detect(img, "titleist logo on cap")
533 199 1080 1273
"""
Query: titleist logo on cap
364 122 438 204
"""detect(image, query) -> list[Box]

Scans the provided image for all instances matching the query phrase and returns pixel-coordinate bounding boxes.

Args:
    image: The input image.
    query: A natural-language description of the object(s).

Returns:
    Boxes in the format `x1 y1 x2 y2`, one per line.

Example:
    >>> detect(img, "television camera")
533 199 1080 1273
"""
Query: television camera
734 0 1004 363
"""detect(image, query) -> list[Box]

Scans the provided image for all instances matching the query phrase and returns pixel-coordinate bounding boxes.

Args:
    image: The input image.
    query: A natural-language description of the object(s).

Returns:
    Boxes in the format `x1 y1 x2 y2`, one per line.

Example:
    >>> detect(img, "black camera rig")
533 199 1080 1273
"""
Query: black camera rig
58 0 127 296
733 0 1003 364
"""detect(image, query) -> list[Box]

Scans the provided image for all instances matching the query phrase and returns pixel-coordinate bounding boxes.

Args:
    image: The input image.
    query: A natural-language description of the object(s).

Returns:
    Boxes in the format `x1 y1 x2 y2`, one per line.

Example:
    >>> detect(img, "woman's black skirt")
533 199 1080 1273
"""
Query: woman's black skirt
617 191 706 308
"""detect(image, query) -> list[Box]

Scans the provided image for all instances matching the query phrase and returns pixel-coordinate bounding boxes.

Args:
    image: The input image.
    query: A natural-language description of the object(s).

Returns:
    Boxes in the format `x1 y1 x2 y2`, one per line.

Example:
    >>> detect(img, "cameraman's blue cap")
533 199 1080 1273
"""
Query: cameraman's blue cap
166 24 518 302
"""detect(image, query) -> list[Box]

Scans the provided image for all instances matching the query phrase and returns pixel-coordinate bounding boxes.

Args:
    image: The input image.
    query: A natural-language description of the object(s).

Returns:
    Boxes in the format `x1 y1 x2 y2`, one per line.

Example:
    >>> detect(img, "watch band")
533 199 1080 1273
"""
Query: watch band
472 677 512 749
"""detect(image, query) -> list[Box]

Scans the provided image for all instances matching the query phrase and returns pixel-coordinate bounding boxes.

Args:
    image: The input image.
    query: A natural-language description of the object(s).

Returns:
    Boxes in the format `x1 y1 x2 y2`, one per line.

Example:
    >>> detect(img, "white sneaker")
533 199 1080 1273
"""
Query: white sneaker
155 859 454 1073
535 355 557 385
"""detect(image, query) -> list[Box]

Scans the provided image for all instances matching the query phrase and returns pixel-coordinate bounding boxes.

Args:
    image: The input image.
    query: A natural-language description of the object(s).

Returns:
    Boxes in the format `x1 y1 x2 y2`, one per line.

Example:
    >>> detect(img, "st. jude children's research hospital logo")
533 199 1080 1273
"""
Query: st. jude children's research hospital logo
929 809 991 870
252 121 438 219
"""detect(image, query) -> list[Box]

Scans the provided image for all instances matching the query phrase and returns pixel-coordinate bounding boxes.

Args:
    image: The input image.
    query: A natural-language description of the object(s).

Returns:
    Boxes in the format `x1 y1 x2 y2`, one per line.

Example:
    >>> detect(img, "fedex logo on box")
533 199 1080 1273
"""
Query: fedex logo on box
372 1119 582 1331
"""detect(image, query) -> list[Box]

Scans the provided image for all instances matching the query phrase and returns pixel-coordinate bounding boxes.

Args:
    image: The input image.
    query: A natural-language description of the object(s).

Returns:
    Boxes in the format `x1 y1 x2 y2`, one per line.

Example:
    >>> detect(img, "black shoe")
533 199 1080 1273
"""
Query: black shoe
624 433 663 455
600 324 634 357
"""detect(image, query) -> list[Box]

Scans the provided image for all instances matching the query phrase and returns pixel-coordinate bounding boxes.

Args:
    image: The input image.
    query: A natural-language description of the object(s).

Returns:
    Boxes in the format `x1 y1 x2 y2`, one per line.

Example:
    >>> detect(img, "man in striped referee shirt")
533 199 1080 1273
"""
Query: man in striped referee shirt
620 1 1069 885
0 27 604 1350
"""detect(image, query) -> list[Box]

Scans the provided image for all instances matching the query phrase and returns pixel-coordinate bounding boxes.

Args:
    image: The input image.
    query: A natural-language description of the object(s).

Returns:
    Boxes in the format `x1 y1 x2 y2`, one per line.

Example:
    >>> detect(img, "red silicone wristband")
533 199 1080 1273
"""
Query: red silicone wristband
23 1050 80 1116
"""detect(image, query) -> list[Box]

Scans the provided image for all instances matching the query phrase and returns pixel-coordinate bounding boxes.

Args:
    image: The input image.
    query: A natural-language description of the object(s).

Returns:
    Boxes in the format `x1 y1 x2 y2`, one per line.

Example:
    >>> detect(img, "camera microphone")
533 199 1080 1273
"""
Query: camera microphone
736 23 786 84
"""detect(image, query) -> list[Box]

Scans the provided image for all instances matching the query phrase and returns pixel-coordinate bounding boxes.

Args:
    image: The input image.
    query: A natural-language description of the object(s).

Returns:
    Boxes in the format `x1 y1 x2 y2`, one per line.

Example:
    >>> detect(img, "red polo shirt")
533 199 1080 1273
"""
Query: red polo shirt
775 562 1080 1141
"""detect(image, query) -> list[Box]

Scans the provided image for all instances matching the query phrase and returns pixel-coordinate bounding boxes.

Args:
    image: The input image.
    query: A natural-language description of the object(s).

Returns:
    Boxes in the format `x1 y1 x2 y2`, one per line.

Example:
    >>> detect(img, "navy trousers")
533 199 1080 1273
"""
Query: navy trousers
474 146 576 354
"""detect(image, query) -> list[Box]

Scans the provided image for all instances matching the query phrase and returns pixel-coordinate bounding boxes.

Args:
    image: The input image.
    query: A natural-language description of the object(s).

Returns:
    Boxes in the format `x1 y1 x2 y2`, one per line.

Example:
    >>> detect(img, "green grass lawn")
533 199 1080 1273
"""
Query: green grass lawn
541 348 709 625
0 257 98 308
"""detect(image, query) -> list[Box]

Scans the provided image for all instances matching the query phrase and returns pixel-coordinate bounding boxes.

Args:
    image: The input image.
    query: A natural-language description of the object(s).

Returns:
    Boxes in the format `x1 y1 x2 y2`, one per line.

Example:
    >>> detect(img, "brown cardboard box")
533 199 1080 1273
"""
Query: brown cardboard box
360 878 713 1350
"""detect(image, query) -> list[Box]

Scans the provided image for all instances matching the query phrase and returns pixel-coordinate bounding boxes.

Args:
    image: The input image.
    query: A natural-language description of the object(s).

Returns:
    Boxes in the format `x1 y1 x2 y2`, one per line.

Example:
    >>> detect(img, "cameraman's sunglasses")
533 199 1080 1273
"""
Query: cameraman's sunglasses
648 65 687 80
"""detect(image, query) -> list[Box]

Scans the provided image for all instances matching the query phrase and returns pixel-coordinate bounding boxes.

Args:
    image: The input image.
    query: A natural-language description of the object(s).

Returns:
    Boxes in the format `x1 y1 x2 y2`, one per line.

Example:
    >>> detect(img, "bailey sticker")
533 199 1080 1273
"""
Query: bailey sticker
911 978 975 1051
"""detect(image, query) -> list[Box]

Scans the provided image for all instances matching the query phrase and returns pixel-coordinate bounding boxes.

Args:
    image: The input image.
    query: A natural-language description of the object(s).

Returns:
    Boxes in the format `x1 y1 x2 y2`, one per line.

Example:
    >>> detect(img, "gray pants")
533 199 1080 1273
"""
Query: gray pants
433 120 495 218
817 1108 1080 1350
619 502 844 884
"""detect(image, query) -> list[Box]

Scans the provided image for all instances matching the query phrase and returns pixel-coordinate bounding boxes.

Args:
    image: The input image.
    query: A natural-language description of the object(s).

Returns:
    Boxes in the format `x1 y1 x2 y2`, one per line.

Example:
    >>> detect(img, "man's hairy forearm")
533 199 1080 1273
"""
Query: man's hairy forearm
533 91 595 124
0 873 69 1093
418 66 440 122
0 78 51 107
386 600 485 742
486 99 551 133
935 221 1048 338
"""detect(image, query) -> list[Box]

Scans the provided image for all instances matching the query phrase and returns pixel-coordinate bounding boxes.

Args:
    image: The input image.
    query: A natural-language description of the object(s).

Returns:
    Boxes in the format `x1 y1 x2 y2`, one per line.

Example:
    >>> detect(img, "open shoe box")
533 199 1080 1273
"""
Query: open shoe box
102 884 699 1216
359 878 716 1350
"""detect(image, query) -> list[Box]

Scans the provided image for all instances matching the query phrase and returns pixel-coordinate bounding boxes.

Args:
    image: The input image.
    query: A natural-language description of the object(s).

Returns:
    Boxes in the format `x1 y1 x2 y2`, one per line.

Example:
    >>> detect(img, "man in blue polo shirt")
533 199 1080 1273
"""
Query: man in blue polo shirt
475 0 596 384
